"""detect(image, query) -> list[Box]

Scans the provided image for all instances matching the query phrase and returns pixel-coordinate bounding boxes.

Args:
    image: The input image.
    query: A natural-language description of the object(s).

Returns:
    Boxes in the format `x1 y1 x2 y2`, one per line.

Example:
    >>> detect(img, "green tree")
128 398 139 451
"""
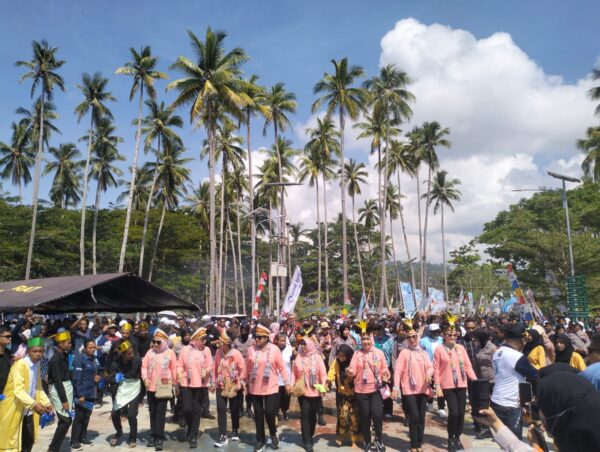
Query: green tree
74 72 116 275
587 66 600 116
428 170 462 301
116 45 167 273
43 143 81 209
576 126 600 182
15 39 65 279
0 121 34 200
89 118 124 274
168 28 249 312
313 58 367 305
138 100 183 276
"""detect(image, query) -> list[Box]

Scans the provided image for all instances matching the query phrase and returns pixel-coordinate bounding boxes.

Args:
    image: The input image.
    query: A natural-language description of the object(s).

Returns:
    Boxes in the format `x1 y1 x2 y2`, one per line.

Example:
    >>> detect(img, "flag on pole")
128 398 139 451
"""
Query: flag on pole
507 264 527 304
281 266 302 318
252 272 268 318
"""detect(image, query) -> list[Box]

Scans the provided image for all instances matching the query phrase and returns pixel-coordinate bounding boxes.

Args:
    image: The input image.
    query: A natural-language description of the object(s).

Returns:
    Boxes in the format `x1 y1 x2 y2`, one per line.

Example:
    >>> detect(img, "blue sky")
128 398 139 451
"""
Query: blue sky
1 0 599 261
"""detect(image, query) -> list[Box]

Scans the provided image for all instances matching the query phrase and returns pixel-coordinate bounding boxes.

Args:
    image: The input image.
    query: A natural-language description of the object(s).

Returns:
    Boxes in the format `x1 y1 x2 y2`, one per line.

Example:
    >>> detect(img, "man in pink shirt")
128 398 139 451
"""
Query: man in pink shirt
246 324 291 452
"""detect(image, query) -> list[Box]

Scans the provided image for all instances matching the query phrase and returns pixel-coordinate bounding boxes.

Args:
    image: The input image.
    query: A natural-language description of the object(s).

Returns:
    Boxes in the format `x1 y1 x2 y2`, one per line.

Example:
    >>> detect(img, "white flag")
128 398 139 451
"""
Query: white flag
281 266 303 317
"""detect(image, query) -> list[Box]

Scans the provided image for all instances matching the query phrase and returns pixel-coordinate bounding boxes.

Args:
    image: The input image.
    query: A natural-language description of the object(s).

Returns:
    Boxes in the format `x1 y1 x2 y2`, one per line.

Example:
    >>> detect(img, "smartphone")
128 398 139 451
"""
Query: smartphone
470 379 490 416
519 382 533 407
530 401 540 422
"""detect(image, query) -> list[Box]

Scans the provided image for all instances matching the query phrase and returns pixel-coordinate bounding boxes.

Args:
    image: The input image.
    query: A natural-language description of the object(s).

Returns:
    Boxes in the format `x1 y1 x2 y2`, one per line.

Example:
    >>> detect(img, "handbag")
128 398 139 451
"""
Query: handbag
366 357 390 400
221 378 238 398
292 376 306 398
155 381 173 399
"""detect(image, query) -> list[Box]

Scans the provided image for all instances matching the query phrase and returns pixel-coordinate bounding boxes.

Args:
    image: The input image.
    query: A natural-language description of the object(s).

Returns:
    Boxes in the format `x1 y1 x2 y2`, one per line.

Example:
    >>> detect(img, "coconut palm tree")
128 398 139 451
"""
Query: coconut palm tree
0 121 34 200
138 100 183 275
358 199 379 253
576 126 600 181
416 121 451 293
587 66 600 116
116 45 167 273
428 170 461 301
89 118 124 274
385 183 402 304
312 58 367 304
117 166 152 211
43 143 82 208
240 74 265 306
16 40 65 279
386 139 418 300
168 28 249 312
261 82 297 296
227 165 249 313
343 158 368 295
147 142 192 282
187 181 210 230
74 72 116 275
364 64 414 312
304 117 340 306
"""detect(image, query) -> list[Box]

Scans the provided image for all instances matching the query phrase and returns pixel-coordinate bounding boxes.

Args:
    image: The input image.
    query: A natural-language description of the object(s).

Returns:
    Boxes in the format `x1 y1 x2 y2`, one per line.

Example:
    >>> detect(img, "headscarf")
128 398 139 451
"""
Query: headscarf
537 371 600 452
336 344 354 382
269 322 280 343
299 338 318 386
299 337 317 357
523 329 544 356
338 323 349 338
153 328 170 353
554 334 575 364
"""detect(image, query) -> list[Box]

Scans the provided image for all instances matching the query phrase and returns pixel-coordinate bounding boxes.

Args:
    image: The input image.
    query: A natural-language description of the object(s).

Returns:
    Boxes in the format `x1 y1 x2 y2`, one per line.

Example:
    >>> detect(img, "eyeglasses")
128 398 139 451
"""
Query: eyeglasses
407 335 418 339
445 333 458 337
152 340 162 344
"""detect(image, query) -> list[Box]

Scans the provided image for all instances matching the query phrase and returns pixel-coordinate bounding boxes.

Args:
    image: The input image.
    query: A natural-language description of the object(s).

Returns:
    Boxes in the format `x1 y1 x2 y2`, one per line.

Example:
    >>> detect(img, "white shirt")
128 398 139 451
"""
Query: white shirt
278 345 293 386
23 356 40 415
491 345 524 408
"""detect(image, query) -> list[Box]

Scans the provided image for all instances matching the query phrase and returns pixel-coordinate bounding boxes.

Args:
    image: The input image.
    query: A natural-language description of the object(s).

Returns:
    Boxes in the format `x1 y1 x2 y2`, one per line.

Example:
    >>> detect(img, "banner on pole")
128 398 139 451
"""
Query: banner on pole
401 282 416 316
507 263 527 305
281 266 302 317
358 292 367 319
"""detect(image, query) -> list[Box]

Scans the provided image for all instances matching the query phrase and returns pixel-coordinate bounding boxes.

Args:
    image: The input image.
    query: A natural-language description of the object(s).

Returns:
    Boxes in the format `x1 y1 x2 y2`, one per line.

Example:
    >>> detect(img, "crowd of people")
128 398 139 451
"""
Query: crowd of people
0 307 600 452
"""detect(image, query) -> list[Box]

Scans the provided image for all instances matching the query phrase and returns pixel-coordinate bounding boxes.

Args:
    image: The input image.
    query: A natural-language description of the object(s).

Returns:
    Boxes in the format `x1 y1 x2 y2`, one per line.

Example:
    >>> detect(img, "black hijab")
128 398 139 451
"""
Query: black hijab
523 329 544 356
537 371 600 452
554 333 575 364
336 344 354 381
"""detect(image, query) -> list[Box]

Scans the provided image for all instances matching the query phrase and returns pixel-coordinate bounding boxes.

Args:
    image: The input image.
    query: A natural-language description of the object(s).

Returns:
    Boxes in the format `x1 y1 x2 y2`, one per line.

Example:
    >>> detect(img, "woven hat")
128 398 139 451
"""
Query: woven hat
190 327 207 341
153 328 169 341
218 331 232 345
255 324 270 337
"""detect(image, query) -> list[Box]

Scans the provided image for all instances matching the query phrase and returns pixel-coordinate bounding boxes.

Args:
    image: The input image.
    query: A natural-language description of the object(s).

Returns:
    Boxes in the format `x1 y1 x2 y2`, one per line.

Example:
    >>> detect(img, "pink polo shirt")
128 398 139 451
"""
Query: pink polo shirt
214 348 246 390
141 348 178 392
393 347 434 396
245 342 289 396
433 343 477 390
177 345 213 388
347 347 388 394
291 353 327 398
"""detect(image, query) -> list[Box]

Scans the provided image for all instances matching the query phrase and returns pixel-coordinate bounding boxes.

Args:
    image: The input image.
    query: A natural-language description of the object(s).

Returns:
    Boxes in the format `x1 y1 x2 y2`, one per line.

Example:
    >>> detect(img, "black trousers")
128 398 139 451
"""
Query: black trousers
402 394 427 448
443 388 467 438
278 385 291 414
147 391 168 440
252 392 280 443
201 386 211 415
112 400 139 442
181 387 207 438
216 389 241 436
71 402 93 444
48 411 72 451
299 396 320 445
21 415 35 452
355 391 383 444
237 390 253 412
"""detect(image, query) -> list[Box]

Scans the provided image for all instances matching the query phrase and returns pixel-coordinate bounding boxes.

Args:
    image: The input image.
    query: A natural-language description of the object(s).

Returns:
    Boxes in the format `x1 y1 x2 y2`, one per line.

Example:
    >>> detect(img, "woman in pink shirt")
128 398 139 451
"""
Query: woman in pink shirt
176 327 212 449
392 324 433 452
212 330 246 448
291 336 327 452
141 328 178 451
246 323 291 452
346 329 390 452
433 321 477 452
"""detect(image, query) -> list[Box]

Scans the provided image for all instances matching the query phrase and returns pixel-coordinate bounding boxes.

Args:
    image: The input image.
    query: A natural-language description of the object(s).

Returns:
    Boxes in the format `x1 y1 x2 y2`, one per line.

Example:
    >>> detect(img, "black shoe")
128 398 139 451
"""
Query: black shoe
447 437 457 452
475 428 493 440
202 412 216 420
271 435 280 449
231 430 240 441
375 440 386 452
179 418 187 428
189 437 197 449
154 439 163 451
456 437 464 450
146 438 155 448
81 439 94 446
317 414 326 426
254 441 265 452
304 443 314 452
71 444 83 451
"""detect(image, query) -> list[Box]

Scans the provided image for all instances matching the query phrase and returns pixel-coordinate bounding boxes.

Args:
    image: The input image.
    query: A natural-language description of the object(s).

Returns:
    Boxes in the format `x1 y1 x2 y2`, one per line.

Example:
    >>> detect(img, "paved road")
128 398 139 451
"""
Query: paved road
34 394 501 451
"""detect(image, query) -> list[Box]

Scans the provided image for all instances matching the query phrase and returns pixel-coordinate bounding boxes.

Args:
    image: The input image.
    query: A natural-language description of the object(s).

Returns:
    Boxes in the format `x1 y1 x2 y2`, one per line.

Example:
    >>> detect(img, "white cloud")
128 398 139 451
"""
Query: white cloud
286 18 595 265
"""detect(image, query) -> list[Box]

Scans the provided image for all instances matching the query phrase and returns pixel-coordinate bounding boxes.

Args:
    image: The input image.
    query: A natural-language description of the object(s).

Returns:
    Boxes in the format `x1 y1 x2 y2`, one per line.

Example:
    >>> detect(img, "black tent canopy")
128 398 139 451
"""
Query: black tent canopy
0 273 197 314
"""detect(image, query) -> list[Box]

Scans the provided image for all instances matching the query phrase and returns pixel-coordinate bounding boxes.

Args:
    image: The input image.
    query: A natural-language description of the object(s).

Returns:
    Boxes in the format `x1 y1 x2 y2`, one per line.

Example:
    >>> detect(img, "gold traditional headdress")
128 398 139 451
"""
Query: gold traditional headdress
117 340 132 353
446 313 458 332
53 330 71 343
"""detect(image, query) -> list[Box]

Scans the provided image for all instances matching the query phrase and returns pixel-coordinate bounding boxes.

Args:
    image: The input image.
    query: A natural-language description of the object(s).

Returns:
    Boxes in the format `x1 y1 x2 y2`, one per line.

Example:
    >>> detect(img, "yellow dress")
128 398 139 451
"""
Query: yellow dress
327 360 362 445
570 352 587 372
527 345 546 369
0 358 51 452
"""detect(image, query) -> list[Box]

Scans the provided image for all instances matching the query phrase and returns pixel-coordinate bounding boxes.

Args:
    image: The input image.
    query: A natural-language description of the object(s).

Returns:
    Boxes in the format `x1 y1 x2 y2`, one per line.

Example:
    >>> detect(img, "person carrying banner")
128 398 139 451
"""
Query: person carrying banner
109 340 142 448
47 330 74 452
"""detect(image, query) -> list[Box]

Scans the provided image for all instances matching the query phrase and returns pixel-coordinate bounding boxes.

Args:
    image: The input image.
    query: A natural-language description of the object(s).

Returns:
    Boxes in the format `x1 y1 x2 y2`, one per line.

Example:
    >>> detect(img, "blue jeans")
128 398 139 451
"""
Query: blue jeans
491 401 522 439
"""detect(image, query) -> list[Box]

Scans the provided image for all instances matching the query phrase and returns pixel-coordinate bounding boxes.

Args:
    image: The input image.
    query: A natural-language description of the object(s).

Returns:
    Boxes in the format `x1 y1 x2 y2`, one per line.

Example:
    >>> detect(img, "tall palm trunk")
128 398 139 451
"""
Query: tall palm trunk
422 164 433 293
217 162 227 313
25 90 45 280
322 173 330 307
268 199 274 313
338 106 349 305
222 227 229 313
416 170 424 292
441 204 449 303
92 178 102 275
80 115 94 275
208 120 218 313
119 84 145 273
236 199 246 314
228 216 240 314
148 200 166 283
397 170 417 306
273 123 287 300
315 179 322 302
380 140 390 313
389 214 400 309
139 135 161 277
246 110 255 314
351 195 365 295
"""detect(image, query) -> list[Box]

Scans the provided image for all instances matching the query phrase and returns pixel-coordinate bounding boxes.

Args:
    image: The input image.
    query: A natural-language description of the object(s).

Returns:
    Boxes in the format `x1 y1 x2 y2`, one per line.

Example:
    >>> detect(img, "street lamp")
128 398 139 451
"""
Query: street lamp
547 171 581 277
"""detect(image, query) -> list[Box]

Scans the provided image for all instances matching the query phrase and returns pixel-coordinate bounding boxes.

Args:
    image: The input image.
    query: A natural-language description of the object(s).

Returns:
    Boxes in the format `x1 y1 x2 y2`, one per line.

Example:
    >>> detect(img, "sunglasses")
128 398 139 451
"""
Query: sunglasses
407 335 418 339
152 340 163 344
445 333 458 337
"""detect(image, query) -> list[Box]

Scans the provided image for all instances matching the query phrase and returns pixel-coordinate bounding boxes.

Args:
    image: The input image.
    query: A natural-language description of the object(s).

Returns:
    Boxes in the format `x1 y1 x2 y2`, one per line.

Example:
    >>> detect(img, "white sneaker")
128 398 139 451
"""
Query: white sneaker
427 403 436 413
437 409 447 418
214 435 228 448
